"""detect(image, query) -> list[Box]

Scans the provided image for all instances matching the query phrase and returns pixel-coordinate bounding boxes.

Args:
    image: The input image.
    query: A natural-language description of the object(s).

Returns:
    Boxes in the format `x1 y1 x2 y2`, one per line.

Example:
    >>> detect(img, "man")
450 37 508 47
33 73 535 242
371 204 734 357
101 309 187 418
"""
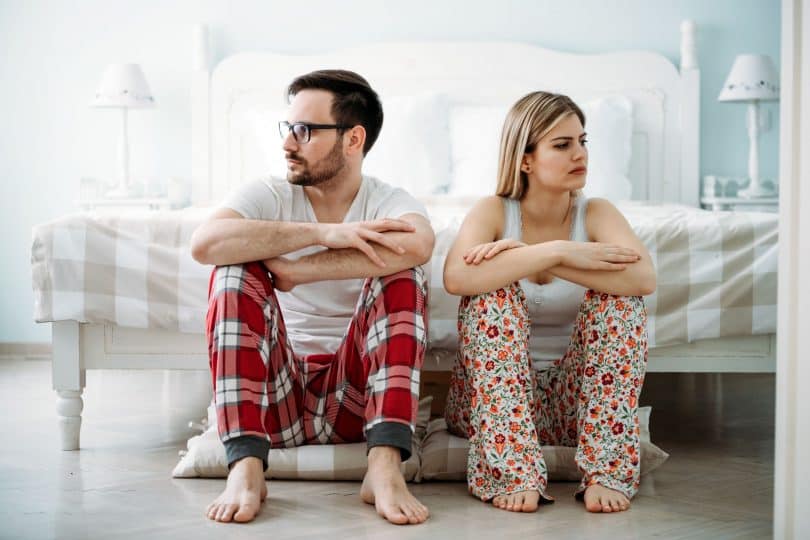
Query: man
190 70 434 525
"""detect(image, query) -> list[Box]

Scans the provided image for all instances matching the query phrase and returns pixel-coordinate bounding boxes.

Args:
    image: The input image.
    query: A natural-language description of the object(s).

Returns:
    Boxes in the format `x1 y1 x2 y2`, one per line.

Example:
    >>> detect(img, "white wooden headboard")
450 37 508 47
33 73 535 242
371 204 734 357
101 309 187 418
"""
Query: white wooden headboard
191 21 699 207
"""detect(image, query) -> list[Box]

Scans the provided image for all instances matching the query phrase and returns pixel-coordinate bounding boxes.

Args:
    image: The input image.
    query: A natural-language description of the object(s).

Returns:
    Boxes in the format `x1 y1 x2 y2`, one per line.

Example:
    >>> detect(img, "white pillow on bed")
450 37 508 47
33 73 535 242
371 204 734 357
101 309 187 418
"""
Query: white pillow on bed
448 104 508 196
363 93 452 196
251 107 293 178
579 96 634 201
447 95 634 201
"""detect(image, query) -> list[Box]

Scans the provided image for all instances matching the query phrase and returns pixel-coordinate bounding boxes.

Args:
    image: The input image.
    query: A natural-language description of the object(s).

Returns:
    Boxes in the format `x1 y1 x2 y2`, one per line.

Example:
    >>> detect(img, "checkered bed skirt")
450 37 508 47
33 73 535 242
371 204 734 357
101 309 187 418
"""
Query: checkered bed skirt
31 201 777 349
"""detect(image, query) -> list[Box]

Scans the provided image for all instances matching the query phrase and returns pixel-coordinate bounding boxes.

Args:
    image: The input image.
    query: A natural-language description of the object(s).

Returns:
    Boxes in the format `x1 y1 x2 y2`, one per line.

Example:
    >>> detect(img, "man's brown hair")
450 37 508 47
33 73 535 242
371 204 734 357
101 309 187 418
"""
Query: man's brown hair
287 69 384 155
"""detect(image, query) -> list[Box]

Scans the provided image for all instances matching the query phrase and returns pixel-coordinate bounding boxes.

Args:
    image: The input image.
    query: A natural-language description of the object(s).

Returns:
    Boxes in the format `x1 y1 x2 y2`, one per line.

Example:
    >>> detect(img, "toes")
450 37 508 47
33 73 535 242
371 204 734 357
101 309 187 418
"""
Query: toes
411 501 429 522
585 500 602 512
216 504 235 522
378 503 409 525
233 503 258 522
584 494 602 513
402 502 421 524
522 493 539 513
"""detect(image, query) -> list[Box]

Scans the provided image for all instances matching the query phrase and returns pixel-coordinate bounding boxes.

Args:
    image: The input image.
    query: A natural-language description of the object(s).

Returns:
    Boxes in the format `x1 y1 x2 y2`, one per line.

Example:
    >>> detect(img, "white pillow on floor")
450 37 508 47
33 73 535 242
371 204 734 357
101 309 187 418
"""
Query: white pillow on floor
417 405 669 482
172 397 432 482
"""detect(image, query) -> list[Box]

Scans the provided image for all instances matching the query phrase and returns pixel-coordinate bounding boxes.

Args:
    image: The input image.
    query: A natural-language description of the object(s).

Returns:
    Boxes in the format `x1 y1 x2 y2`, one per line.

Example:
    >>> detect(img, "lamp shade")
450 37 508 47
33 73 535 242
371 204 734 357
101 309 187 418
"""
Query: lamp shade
90 63 155 108
718 54 779 102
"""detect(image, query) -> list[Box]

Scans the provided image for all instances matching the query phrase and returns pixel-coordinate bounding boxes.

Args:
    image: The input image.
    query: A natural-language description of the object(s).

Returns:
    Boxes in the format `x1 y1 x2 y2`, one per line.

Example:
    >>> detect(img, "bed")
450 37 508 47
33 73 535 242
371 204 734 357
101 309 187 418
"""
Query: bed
31 20 777 451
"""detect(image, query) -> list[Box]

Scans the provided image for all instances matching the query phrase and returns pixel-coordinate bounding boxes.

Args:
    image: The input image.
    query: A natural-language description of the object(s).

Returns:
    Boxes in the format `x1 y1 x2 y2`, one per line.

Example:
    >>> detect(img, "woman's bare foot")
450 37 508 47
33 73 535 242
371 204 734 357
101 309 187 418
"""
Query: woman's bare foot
206 456 267 523
492 490 540 513
583 484 630 513
360 446 429 525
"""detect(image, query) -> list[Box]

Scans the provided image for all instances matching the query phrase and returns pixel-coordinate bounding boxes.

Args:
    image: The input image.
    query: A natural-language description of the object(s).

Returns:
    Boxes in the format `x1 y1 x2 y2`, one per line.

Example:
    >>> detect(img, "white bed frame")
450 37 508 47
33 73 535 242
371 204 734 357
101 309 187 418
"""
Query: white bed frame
51 21 775 451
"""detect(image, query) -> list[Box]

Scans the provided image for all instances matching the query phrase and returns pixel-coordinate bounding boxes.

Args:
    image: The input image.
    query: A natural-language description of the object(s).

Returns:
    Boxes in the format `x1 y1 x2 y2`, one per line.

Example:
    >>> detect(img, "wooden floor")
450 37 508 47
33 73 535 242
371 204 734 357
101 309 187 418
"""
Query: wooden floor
0 358 774 539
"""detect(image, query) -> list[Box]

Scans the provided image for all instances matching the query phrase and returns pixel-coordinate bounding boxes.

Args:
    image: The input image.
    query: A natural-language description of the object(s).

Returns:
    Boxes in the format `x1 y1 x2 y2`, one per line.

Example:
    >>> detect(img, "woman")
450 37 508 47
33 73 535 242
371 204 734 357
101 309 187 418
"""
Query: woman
443 91 656 514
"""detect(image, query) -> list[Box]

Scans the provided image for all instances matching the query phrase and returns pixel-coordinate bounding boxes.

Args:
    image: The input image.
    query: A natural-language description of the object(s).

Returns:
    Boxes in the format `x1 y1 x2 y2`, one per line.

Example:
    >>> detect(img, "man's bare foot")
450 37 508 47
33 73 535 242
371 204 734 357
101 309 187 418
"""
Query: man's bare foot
206 456 267 523
583 484 630 513
360 446 429 525
492 490 540 513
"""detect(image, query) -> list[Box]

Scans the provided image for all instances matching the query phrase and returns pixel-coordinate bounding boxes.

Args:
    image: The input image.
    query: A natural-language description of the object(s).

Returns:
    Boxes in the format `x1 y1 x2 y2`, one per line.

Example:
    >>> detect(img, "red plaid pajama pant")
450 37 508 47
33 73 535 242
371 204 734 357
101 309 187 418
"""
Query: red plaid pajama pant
205 261 428 467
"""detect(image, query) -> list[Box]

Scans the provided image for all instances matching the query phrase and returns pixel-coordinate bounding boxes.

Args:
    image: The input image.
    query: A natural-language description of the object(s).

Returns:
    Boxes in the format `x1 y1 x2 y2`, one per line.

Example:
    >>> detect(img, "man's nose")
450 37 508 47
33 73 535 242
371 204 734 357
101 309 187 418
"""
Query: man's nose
282 130 298 152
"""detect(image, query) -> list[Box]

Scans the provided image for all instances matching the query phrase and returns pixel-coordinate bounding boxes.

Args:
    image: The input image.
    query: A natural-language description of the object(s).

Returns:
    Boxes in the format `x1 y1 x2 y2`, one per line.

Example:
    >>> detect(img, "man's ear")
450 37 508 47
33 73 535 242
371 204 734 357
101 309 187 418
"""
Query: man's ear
345 125 367 156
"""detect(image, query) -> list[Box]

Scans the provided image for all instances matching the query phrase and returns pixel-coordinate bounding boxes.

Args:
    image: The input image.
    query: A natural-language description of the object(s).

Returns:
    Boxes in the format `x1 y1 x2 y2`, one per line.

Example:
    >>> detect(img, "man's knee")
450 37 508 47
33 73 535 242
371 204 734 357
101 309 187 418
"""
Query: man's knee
210 261 273 298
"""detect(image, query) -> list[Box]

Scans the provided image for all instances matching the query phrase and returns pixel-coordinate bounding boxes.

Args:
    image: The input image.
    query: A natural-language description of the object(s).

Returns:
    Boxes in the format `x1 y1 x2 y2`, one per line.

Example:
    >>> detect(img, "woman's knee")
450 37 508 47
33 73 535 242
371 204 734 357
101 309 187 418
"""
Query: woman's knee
582 290 646 321
459 282 528 319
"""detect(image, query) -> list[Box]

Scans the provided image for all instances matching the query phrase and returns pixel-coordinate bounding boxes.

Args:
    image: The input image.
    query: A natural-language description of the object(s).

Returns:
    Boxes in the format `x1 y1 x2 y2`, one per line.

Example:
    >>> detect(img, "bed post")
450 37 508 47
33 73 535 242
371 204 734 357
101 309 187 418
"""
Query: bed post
679 19 700 207
191 23 211 206
52 321 85 450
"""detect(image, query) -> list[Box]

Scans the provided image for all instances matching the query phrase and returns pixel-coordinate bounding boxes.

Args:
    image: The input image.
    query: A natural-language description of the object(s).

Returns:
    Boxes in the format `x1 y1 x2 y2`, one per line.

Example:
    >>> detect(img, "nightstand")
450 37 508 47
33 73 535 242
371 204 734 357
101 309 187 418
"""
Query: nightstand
700 196 778 213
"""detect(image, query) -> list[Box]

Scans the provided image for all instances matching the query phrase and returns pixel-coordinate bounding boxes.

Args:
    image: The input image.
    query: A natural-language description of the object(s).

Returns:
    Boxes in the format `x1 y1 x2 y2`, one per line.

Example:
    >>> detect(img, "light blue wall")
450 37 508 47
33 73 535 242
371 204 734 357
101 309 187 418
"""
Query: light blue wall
0 0 781 343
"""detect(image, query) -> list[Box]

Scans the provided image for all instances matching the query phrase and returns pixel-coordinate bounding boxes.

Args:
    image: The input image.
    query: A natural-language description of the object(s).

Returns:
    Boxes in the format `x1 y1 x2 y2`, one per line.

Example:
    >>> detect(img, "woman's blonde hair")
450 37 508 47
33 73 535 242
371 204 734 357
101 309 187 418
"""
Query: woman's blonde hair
495 91 585 199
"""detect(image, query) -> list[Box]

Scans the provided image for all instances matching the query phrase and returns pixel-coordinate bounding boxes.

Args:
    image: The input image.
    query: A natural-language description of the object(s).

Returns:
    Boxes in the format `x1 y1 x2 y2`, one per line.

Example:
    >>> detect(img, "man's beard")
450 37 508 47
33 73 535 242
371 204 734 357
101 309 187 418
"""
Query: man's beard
286 137 346 187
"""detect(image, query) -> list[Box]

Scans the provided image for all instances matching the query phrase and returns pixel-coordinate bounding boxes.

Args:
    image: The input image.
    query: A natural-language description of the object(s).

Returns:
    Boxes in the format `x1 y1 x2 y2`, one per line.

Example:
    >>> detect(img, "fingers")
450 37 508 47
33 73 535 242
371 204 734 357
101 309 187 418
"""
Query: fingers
601 244 641 260
359 229 406 255
366 218 416 233
463 244 490 265
464 240 524 265
597 261 628 271
472 244 492 264
484 239 522 260
602 252 640 263
484 244 503 260
353 238 386 267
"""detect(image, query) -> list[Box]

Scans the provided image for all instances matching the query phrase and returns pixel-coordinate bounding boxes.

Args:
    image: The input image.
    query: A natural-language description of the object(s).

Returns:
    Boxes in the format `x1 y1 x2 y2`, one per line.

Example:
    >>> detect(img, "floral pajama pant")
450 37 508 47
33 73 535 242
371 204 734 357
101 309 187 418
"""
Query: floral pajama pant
445 284 648 502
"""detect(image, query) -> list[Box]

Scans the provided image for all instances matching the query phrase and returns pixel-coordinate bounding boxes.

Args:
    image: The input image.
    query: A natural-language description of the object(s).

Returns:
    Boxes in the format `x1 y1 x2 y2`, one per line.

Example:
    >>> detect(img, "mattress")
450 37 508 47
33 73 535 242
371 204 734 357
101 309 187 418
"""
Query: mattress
31 200 778 349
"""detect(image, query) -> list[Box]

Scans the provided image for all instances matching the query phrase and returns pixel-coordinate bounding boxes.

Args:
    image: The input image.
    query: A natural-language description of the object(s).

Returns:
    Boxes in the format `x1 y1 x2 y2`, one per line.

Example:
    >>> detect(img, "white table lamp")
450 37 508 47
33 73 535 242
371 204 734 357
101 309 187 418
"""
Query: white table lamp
90 63 155 198
718 54 780 198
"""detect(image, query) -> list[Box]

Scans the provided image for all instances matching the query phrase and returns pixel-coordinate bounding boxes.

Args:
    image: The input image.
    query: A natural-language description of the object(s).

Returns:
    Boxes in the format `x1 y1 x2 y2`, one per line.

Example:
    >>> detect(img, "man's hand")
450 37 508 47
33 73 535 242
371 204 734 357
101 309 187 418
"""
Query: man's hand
264 257 296 292
316 219 416 267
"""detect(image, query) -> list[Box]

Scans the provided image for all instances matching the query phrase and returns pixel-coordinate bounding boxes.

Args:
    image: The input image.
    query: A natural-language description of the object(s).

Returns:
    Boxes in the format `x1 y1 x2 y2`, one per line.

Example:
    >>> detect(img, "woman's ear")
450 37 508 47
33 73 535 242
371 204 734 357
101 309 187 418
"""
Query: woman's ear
346 125 366 156
521 155 532 174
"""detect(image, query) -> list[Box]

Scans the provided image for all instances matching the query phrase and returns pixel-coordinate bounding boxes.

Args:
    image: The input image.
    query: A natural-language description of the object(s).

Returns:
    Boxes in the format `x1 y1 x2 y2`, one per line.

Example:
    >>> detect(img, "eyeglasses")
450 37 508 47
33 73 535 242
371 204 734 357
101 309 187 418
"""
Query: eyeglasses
278 121 351 143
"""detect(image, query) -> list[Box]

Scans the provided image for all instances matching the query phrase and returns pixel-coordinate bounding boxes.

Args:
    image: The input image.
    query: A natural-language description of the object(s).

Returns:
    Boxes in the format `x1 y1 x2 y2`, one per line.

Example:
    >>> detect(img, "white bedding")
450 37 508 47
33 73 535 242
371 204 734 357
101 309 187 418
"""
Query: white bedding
32 199 777 350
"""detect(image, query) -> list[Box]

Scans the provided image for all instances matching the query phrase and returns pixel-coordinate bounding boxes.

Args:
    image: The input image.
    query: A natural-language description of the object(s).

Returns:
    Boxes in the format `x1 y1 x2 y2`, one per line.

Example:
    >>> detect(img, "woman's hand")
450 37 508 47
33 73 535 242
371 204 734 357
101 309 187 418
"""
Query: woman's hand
463 238 527 265
552 240 641 271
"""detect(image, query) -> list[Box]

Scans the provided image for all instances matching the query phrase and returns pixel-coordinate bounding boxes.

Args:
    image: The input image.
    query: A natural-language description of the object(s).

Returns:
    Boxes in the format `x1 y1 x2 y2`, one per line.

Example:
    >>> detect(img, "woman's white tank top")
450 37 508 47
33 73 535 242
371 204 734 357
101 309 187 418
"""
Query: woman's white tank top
500 195 590 371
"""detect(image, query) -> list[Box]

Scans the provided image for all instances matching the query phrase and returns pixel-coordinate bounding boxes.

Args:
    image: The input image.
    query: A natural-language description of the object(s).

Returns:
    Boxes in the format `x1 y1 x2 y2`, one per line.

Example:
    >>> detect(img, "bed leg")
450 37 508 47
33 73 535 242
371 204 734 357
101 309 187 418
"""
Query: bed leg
56 390 84 450
52 321 86 451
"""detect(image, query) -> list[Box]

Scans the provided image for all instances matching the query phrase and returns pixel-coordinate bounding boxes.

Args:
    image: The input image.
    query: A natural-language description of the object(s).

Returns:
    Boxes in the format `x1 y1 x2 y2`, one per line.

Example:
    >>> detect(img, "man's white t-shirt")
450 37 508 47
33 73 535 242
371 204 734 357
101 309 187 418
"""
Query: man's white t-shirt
221 175 429 357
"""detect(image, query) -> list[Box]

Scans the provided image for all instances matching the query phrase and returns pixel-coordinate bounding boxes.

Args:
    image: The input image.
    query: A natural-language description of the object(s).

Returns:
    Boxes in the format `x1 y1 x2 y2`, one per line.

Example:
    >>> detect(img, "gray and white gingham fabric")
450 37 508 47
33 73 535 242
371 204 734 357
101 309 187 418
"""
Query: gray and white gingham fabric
31 202 778 349
426 202 778 349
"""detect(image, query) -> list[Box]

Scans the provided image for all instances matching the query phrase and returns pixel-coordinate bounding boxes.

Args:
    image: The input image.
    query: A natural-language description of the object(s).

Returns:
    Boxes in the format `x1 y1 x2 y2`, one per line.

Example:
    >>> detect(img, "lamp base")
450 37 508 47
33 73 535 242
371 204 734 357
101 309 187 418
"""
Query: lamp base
738 182 777 199
104 183 142 199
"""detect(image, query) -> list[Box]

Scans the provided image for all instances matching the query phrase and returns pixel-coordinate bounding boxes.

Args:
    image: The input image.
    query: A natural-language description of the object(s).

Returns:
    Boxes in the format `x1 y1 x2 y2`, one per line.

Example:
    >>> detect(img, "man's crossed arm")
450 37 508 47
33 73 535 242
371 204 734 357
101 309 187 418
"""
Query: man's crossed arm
190 208 435 290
